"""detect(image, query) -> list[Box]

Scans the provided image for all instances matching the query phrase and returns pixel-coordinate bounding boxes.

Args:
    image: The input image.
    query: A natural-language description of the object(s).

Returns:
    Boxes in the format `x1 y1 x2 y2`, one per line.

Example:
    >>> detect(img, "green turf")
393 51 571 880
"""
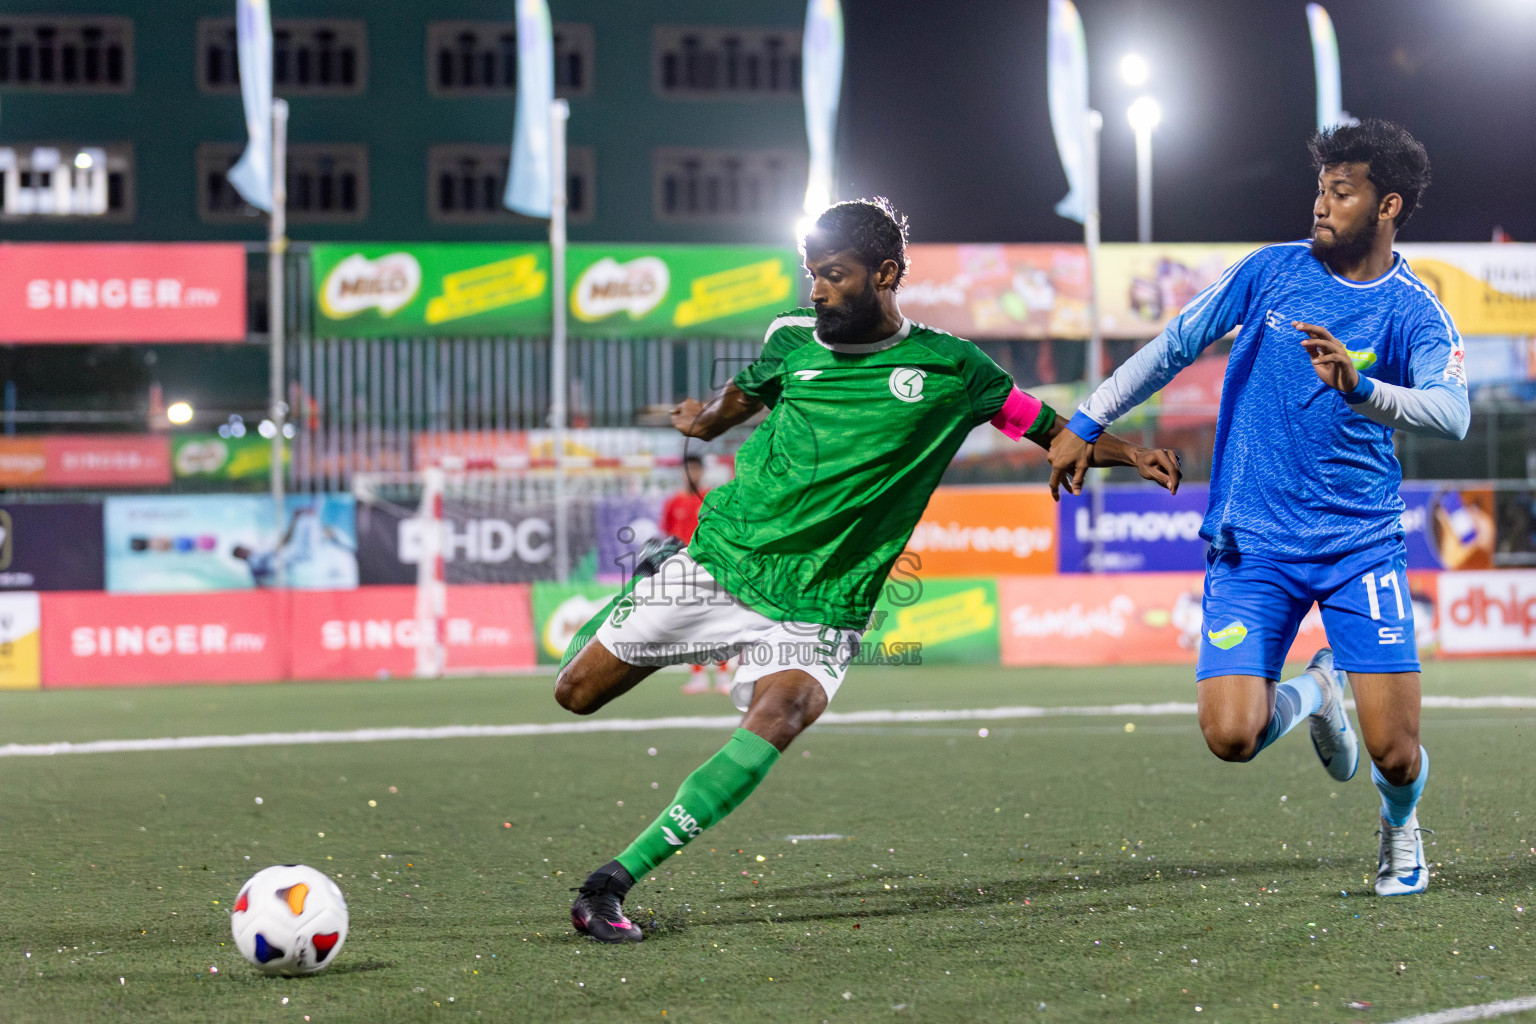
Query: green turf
3 661 1536 1023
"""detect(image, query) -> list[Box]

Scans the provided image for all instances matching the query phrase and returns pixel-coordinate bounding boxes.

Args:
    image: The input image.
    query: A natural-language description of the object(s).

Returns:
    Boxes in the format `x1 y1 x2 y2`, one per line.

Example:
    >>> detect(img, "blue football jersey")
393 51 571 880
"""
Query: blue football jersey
1070 242 1469 560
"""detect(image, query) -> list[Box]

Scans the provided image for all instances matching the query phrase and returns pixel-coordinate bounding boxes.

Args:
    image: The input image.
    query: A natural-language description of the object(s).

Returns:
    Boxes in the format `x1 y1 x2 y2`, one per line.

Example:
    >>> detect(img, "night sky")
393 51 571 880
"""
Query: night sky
837 0 1536 245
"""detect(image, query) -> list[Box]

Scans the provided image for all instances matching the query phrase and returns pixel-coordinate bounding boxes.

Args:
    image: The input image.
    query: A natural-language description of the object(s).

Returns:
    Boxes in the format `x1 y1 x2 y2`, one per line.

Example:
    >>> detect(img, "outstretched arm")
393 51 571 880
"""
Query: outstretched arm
670 381 764 441
1041 416 1180 500
1298 321 1470 441
1053 246 1275 486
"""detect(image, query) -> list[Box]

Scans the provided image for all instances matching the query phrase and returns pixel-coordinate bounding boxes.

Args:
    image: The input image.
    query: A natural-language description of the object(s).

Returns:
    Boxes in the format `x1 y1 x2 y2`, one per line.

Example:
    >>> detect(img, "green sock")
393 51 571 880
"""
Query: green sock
615 728 781 880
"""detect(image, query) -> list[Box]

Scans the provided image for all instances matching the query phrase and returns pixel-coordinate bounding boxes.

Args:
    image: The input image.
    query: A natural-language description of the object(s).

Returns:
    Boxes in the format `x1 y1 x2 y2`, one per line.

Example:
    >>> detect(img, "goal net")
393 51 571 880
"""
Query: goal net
352 455 688 677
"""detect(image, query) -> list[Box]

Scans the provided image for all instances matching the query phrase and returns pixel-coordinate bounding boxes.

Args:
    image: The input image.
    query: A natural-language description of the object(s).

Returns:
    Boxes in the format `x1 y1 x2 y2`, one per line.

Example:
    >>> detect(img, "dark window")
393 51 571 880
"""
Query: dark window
653 26 800 99
653 148 802 223
197 143 368 223
197 18 366 94
0 17 132 92
426 144 594 223
425 21 593 96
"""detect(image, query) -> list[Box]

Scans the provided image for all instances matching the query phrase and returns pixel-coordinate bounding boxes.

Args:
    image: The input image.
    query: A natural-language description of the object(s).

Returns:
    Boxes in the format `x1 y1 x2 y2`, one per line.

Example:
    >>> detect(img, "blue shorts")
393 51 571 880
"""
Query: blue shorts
1196 538 1420 682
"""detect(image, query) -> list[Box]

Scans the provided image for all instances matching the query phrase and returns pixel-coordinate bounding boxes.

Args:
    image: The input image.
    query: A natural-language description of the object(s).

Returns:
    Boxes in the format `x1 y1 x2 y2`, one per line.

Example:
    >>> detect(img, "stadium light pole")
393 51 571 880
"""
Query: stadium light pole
549 97 571 584
268 97 289 587
1127 96 1161 244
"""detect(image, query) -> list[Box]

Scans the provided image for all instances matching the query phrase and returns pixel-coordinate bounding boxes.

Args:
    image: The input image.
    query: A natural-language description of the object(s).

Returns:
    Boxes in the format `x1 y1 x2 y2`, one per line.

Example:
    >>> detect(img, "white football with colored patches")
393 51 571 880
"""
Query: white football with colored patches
231 864 349 976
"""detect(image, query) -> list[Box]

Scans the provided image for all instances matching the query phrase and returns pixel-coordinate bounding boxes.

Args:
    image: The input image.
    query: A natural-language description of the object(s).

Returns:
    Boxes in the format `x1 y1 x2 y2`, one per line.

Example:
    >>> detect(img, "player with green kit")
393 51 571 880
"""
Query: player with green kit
555 198 1182 942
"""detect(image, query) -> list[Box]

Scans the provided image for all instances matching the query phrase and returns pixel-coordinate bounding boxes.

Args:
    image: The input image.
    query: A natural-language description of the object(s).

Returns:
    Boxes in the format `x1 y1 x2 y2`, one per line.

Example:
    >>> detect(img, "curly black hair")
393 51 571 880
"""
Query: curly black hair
1308 119 1431 229
800 197 910 287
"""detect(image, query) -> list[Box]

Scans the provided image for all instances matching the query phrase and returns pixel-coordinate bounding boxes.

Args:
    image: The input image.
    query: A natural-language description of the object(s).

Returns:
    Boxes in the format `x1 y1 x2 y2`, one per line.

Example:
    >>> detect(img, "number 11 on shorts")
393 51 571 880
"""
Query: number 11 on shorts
1361 570 1405 620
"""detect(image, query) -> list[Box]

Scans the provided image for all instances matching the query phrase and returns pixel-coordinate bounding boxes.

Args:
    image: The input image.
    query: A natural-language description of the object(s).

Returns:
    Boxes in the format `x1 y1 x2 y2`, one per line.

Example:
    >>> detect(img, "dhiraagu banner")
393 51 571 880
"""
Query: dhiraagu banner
567 245 797 337
312 243 551 337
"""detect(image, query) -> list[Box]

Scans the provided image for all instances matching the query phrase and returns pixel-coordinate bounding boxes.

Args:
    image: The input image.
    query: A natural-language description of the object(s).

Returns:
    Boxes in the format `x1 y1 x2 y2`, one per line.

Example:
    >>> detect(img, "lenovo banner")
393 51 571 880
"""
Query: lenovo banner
0 503 105 591
1437 570 1536 655
0 436 172 489
41 590 285 687
1057 484 1209 574
0 243 247 343
905 487 1057 576
288 585 534 678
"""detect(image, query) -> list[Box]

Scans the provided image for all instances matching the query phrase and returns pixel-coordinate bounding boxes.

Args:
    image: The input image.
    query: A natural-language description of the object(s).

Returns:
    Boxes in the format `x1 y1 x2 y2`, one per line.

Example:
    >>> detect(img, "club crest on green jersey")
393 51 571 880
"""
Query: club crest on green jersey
609 595 636 628
888 367 927 402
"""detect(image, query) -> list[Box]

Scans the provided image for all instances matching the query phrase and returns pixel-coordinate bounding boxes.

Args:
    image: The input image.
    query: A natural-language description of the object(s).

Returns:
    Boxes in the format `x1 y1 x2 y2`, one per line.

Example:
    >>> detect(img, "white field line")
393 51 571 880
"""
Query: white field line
1 695 1533 759
1384 994 1536 1024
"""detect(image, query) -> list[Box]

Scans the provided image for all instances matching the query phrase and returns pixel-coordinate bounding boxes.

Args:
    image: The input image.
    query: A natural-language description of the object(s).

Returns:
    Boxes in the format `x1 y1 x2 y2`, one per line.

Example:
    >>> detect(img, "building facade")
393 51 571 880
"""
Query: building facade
0 0 807 243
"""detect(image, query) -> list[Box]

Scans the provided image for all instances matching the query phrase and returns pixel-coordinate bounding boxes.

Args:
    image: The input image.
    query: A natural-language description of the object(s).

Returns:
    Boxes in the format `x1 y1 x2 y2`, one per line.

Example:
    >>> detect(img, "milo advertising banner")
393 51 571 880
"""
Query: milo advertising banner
859 575 1001 665
566 245 797 337
311 243 798 338
312 243 551 338
531 581 619 665
173 434 285 481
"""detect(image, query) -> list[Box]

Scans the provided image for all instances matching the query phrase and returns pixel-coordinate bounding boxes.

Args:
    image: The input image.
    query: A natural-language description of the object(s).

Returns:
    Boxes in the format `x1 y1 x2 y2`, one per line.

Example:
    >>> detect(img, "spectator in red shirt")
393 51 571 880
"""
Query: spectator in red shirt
660 455 707 544
662 456 730 696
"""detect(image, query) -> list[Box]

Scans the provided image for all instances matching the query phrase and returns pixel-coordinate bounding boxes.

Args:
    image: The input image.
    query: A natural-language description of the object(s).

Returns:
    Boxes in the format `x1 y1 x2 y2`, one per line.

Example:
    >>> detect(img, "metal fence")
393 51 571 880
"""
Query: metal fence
285 334 762 492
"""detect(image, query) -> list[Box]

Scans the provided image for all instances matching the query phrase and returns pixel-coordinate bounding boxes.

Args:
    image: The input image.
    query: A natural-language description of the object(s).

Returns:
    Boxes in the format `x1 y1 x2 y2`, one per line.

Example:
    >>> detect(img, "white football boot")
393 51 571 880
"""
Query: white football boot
1375 813 1431 896
1305 648 1359 782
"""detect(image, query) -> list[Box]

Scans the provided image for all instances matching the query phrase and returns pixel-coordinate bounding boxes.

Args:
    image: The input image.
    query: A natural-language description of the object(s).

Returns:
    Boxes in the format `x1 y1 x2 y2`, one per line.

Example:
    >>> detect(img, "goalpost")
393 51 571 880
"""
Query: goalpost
353 455 687 678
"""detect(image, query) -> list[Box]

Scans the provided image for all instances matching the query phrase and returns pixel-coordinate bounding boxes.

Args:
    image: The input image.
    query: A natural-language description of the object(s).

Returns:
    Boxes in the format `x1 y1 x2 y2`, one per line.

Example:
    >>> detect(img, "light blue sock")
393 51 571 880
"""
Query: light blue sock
1372 747 1428 827
1250 670 1325 758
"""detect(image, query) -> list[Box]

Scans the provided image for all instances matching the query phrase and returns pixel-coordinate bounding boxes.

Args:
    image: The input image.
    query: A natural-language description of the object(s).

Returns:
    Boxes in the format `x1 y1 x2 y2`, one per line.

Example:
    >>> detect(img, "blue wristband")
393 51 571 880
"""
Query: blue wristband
1065 410 1107 443
1341 374 1376 405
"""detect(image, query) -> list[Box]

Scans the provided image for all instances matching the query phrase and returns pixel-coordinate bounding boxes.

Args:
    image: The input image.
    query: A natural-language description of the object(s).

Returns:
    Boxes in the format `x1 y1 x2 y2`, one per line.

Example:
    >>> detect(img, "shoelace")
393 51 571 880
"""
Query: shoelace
577 887 628 924
1376 825 1434 873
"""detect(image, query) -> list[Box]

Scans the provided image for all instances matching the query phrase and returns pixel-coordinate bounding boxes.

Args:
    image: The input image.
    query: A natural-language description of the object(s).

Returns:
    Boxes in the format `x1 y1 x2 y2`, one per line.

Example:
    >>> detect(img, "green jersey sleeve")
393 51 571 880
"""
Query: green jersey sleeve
733 312 808 406
955 341 1016 423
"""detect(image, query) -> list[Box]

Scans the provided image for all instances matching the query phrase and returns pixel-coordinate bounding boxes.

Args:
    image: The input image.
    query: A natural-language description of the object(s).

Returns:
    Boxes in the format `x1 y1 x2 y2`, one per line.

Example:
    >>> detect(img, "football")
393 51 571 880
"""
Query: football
231 864 349 976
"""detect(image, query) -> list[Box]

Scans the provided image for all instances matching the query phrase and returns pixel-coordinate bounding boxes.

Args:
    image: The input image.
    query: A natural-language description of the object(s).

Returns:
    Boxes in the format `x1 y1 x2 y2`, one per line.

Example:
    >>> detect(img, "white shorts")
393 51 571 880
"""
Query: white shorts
592 549 863 713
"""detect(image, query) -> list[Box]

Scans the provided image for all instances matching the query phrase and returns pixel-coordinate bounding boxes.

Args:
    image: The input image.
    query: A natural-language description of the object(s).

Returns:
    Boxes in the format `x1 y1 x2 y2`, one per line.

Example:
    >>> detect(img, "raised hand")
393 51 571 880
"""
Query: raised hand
1295 321 1360 393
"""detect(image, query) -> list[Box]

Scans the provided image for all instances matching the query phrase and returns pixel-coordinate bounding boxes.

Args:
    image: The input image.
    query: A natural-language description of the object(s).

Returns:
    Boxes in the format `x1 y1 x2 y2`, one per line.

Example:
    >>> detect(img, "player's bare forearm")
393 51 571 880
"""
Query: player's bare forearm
670 382 763 441
1044 418 1181 499
1091 430 1181 493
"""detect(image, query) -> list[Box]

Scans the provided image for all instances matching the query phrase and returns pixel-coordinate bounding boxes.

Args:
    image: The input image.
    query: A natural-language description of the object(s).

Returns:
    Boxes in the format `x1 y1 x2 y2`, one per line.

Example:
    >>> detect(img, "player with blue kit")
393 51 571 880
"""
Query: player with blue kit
1049 121 1469 896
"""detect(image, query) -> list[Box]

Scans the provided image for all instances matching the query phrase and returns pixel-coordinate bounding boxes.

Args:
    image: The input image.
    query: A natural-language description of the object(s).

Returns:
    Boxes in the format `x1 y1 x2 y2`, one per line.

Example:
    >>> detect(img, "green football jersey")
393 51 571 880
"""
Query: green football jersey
687 308 1057 630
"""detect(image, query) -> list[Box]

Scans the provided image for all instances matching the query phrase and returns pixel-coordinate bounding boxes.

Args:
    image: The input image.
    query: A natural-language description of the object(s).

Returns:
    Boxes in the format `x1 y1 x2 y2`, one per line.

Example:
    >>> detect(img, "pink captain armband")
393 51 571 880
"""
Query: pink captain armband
989 386 1044 440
